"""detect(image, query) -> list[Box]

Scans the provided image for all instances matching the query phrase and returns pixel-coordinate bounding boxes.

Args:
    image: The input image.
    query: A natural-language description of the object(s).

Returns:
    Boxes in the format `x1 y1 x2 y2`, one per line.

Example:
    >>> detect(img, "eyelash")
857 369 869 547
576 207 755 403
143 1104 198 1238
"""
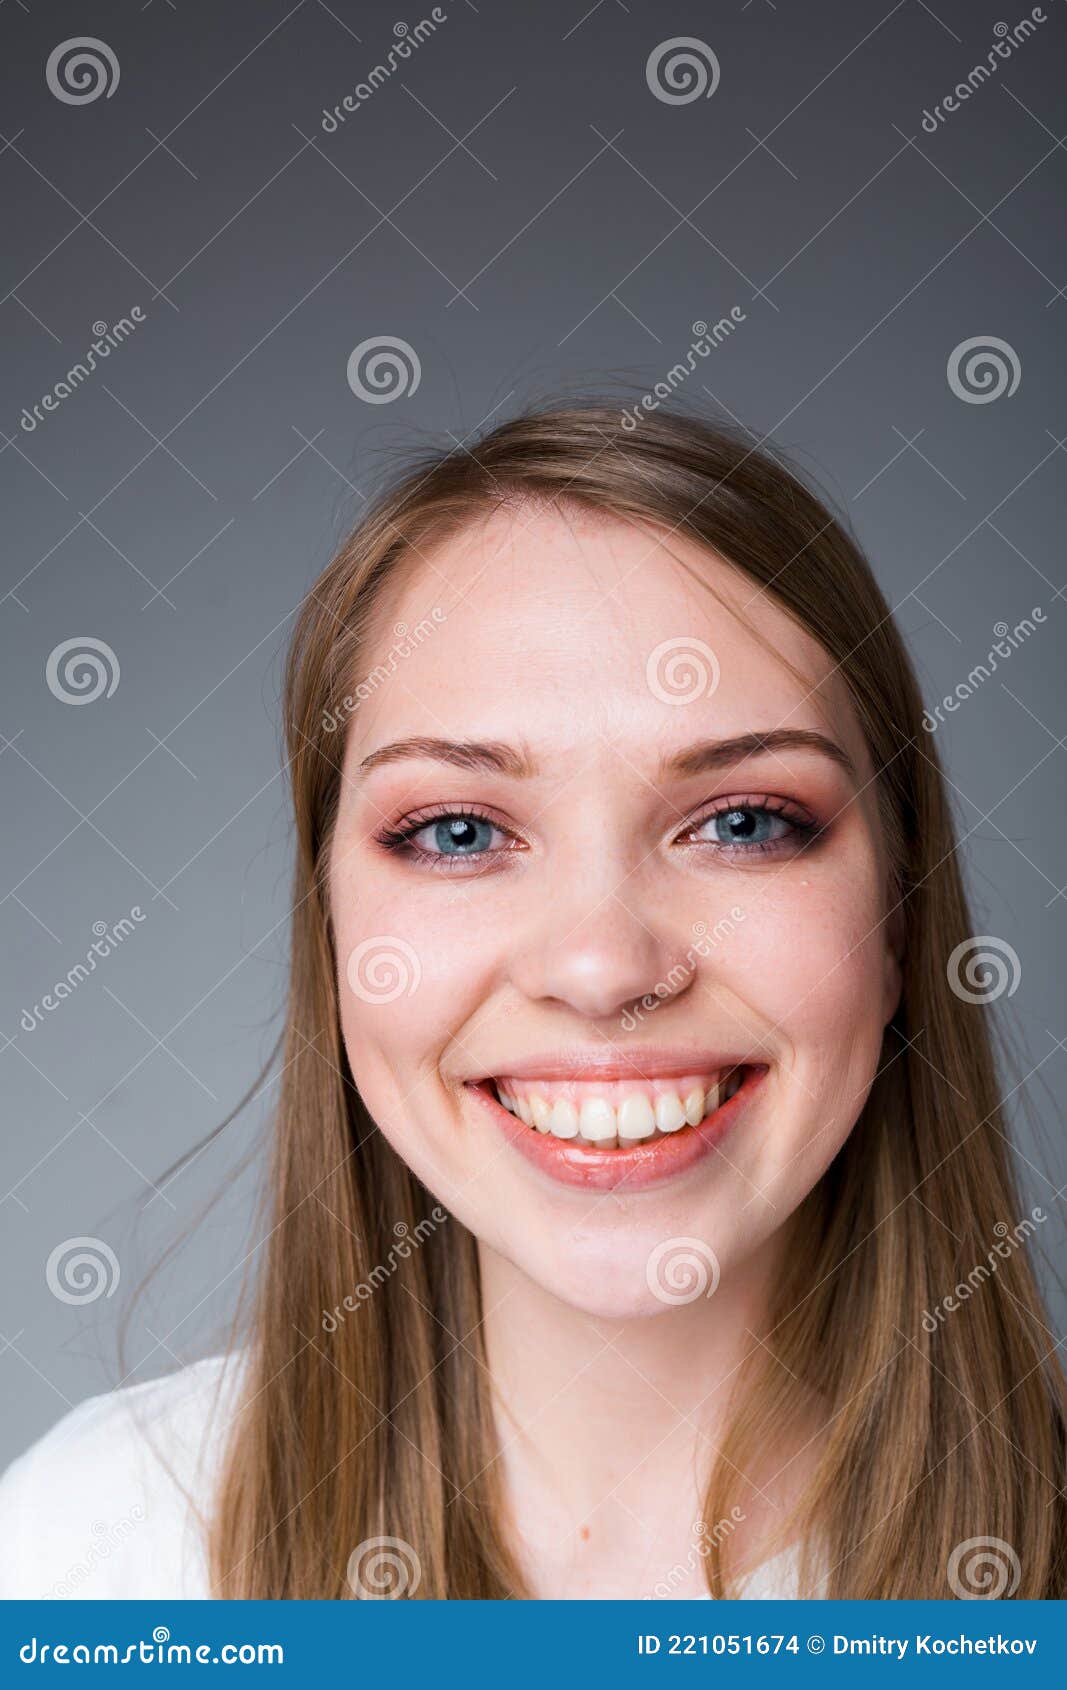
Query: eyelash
373 797 821 871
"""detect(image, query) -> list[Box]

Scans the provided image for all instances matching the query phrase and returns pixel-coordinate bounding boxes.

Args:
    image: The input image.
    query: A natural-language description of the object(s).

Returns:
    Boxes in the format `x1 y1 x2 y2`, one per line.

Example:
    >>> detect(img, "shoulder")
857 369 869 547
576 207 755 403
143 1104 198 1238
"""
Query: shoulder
0 1350 249 1599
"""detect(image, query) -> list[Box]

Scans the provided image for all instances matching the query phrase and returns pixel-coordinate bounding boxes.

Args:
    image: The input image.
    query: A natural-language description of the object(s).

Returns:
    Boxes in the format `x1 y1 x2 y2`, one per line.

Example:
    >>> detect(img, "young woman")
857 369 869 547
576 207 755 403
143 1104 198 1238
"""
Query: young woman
2 403 1064 1601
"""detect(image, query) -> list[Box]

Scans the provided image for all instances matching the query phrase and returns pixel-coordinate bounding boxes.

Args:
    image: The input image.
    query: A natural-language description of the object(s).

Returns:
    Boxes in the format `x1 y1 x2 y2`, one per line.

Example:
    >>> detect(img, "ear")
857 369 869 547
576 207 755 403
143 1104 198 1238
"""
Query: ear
882 897 905 1026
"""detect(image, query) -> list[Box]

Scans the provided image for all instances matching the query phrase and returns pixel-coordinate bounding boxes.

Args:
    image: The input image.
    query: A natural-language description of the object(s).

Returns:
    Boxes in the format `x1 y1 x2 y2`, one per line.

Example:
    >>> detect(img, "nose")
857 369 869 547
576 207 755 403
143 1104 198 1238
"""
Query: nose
507 880 692 1024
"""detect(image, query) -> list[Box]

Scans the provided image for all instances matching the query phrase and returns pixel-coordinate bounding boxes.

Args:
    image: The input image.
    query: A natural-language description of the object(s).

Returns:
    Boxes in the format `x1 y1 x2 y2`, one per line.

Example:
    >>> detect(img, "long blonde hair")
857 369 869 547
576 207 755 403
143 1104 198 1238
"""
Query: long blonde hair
200 401 1066 1597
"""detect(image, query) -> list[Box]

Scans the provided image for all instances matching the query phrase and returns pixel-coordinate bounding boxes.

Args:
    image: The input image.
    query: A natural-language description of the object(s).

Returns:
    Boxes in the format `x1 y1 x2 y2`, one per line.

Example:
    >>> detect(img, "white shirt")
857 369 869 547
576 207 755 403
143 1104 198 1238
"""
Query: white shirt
0 1353 802 1599
0 1353 245 1600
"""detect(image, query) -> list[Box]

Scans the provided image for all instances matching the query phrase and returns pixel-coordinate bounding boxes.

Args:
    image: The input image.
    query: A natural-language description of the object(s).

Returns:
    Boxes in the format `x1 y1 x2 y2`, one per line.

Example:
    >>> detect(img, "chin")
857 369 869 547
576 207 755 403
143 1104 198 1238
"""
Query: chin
486 1219 737 1323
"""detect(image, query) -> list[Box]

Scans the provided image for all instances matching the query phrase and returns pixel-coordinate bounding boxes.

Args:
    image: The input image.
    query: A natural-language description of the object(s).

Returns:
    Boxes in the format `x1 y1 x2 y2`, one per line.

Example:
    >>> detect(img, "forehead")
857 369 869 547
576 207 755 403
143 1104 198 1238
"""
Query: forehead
343 501 866 769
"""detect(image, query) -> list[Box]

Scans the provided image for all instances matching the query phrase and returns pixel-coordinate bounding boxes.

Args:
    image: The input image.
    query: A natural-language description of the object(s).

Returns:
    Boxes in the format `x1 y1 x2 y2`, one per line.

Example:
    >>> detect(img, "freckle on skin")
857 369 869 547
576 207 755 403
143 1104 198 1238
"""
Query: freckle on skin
579 1525 591 1542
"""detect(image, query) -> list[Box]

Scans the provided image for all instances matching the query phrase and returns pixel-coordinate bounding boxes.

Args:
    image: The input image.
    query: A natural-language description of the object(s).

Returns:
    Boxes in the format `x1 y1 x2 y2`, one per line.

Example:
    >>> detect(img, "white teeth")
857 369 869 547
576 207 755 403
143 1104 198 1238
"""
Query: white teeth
617 1094 656 1142
683 1086 706 1127
579 1097 617 1145
491 1072 745 1147
548 1099 580 1139
531 1095 553 1133
654 1092 686 1133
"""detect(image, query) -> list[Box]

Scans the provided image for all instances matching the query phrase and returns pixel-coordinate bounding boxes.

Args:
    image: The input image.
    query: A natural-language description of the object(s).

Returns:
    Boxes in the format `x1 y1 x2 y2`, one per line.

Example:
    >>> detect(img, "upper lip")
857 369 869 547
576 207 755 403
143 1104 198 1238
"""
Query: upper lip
467 1046 759 1083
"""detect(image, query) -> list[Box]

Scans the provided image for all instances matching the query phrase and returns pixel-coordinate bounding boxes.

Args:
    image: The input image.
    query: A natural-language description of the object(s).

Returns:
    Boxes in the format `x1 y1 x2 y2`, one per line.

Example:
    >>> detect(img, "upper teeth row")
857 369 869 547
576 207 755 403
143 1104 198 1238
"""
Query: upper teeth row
494 1073 741 1147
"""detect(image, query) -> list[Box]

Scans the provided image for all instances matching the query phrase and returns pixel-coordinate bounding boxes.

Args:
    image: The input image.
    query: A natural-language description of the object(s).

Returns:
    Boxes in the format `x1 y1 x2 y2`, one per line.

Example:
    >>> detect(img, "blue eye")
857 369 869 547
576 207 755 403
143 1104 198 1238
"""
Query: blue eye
412 814 500 857
698 806 794 847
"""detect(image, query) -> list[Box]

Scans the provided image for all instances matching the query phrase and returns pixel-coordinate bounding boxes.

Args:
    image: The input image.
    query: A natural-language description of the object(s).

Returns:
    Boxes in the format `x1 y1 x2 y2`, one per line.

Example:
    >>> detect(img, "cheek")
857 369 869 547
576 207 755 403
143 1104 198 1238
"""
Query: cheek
720 857 890 1090
331 872 496 1084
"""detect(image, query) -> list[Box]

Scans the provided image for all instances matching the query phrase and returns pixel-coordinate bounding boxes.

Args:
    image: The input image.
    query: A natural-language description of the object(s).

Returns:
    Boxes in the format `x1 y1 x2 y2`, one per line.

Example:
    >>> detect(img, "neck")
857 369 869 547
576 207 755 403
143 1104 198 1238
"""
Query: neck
477 1233 796 1597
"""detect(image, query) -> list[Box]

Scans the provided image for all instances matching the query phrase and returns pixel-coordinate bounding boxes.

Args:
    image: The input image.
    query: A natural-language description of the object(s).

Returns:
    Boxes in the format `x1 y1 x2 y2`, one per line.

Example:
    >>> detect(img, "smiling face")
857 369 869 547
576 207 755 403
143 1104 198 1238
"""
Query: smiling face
326 500 901 1319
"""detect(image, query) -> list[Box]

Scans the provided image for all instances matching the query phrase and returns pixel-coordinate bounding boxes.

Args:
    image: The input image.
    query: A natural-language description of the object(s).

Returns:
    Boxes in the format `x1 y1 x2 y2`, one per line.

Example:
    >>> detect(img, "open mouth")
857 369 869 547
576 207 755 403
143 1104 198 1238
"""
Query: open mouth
466 1064 764 1190
489 1067 745 1147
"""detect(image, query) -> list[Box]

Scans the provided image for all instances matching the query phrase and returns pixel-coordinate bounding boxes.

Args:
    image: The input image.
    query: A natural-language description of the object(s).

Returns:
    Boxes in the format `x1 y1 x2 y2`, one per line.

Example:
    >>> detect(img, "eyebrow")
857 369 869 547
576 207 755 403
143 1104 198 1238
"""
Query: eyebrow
358 736 536 779
357 729 855 783
661 730 856 781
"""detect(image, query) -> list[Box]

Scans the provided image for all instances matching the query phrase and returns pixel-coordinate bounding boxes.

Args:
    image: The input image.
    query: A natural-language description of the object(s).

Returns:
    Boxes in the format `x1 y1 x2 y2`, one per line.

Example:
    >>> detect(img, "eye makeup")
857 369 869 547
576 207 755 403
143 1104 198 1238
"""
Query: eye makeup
371 789 829 873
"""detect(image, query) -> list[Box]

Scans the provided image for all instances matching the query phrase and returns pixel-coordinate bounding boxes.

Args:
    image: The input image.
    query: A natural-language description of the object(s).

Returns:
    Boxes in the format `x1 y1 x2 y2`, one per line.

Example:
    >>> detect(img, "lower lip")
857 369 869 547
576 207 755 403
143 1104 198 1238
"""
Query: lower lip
466 1069 765 1192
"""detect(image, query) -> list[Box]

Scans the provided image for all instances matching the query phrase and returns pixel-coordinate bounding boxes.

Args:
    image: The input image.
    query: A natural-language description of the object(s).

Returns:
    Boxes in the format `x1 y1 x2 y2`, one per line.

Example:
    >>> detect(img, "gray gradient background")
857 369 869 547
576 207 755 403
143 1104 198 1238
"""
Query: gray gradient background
1 0 1065 1470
